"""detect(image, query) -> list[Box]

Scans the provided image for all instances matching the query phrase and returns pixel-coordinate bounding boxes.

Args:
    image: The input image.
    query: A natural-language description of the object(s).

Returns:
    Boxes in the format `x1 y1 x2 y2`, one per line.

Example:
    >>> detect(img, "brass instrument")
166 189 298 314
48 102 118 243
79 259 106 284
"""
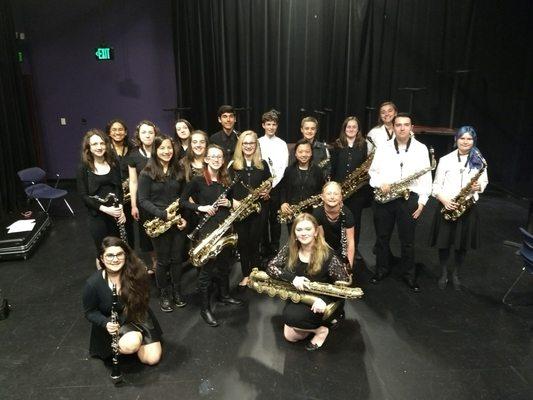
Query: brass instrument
340 147 375 199
122 179 130 204
189 177 273 267
441 155 487 221
143 199 181 238
247 268 363 320
277 194 323 224
374 147 436 203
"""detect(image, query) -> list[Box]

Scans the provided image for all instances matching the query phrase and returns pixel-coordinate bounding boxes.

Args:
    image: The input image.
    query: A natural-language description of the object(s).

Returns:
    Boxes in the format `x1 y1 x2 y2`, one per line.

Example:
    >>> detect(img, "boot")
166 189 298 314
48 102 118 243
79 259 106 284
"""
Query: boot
218 278 243 306
172 284 187 308
200 290 218 327
159 286 173 312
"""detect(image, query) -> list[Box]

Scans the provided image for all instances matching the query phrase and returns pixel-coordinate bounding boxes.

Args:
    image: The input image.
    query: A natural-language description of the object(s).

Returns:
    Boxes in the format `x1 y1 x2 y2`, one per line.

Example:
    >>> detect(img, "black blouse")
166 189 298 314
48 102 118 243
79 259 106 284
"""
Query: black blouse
279 164 324 205
76 163 123 215
138 172 185 220
127 147 150 175
230 160 272 201
330 142 368 183
312 206 355 256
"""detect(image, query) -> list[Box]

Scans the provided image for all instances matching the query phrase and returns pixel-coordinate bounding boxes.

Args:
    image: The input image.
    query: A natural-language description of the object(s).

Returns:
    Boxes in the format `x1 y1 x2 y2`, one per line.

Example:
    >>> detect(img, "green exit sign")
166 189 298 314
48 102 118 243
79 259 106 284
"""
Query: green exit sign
94 47 114 60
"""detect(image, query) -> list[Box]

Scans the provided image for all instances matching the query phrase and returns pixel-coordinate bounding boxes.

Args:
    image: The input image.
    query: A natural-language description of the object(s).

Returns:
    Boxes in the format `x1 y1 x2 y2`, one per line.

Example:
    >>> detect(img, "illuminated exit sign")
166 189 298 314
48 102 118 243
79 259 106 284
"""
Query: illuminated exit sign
94 47 114 60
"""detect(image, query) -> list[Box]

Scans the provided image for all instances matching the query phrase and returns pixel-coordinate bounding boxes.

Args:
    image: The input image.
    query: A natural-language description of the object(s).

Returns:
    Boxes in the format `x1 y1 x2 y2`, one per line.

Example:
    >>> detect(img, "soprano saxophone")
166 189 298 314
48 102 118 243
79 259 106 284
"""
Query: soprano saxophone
189 177 273 267
441 155 487 221
248 268 363 320
374 147 436 203
143 199 182 238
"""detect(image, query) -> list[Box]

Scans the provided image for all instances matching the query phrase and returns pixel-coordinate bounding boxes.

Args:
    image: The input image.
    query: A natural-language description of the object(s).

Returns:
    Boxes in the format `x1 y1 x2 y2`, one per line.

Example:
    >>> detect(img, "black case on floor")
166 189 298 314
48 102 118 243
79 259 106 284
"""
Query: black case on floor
0 212 50 260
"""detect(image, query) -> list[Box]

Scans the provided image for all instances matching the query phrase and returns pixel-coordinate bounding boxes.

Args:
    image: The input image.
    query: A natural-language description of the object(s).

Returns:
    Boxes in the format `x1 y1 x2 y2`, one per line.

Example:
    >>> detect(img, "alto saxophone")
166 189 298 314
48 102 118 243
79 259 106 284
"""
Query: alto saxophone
277 194 323 224
143 199 182 238
189 177 273 267
374 147 436 203
247 268 363 320
441 156 487 221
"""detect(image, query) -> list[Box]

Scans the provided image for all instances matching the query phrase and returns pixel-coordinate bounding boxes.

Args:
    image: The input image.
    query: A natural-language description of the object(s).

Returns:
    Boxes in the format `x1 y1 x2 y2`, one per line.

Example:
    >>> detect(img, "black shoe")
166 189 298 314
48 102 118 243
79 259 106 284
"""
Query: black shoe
305 341 322 351
403 277 420 293
159 288 174 312
219 295 244 306
200 309 219 327
329 310 345 330
437 275 448 290
173 292 187 308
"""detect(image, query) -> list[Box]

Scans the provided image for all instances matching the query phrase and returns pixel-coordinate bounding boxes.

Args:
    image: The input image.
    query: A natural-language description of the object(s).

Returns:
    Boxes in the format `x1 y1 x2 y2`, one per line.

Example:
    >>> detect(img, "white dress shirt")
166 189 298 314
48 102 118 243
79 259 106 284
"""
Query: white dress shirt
369 137 433 205
432 150 488 202
367 125 394 153
258 135 289 188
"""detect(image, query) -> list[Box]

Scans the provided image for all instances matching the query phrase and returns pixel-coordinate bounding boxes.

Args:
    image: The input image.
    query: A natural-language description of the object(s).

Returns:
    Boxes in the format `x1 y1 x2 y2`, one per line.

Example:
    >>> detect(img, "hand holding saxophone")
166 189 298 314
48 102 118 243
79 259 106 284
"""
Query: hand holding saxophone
379 184 391 194
311 298 327 314
438 195 459 210
292 275 310 291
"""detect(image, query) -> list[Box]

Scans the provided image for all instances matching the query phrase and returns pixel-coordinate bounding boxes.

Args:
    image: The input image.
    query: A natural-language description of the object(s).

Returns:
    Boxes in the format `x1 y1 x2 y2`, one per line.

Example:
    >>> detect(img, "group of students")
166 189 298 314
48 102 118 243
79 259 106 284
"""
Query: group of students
80 102 488 367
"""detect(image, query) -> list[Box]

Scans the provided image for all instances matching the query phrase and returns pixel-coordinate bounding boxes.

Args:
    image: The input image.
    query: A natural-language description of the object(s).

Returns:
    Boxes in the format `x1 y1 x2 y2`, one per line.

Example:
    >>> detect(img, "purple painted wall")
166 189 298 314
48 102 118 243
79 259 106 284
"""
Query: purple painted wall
14 0 177 178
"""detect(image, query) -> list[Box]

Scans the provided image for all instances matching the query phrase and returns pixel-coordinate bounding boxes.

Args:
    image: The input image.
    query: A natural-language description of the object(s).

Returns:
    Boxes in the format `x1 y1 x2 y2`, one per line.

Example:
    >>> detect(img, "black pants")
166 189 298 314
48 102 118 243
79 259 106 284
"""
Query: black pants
198 247 232 292
344 186 371 247
151 228 185 289
262 186 281 255
87 213 120 254
122 202 135 249
138 209 154 253
235 212 262 278
373 194 419 280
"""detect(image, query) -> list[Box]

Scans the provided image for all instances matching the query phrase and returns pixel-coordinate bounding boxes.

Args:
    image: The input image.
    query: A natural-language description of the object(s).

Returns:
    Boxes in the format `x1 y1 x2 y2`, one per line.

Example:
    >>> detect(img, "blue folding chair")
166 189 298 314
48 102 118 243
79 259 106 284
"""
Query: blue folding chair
17 167 74 215
502 228 533 305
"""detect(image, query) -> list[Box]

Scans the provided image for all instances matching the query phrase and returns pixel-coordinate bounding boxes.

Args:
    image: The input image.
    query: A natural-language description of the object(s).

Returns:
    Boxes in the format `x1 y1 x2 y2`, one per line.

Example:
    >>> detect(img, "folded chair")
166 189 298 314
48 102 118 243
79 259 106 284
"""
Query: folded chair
17 167 74 215
502 228 533 305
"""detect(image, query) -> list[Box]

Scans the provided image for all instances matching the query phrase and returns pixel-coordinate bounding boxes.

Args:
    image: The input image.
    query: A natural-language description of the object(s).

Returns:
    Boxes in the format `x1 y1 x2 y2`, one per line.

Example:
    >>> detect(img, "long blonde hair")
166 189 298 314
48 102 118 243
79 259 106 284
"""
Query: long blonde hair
232 130 264 170
287 213 331 276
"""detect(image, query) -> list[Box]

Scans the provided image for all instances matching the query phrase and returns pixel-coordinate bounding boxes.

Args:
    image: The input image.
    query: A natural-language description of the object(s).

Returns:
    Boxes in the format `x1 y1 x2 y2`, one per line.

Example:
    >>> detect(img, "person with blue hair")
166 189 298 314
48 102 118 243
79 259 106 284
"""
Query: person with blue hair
429 126 488 290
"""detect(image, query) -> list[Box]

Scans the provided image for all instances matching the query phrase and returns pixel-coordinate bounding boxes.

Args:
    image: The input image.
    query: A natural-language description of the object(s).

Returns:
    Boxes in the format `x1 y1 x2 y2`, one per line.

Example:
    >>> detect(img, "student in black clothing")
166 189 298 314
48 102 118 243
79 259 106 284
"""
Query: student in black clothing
279 139 325 229
83 236 162 365
312 181 356 269
180 130 209 183
138 135 188 312
210 105 239 161
77 129 125 264
181 144 243 327
128 120 158 273
174 119 193 160
330 116 372 253
105 119 134 247
229 130 272 288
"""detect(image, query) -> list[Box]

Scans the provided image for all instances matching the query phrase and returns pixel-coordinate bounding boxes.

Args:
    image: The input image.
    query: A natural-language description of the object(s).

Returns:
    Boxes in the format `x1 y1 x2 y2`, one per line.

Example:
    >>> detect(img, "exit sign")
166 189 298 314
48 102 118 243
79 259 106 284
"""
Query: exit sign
94 47 114 60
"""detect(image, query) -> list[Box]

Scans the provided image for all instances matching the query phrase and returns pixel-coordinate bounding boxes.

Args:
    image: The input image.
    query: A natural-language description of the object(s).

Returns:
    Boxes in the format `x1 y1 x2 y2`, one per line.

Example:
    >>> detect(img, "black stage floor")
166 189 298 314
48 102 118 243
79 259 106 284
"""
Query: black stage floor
1 188 532 400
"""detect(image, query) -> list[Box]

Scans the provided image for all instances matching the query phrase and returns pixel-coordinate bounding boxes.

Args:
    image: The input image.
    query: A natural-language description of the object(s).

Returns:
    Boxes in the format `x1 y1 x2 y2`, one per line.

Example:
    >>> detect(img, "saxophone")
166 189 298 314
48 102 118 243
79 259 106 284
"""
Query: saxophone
374 147 436 203
277 194 323 224
143 199 182 238
247 268 363 320
189 177 273 267
441 156 487 221
341 147 375 199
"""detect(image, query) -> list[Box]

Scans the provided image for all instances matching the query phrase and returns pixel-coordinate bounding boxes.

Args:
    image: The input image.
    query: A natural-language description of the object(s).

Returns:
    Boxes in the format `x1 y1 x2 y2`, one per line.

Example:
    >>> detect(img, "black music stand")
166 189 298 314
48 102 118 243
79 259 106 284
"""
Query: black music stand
398 87 427 114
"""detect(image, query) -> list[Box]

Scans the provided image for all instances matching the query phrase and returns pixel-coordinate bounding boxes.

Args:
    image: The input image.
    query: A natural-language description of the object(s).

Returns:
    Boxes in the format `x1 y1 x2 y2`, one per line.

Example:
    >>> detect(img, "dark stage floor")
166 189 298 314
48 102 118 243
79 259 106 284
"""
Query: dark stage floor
1 188 532 400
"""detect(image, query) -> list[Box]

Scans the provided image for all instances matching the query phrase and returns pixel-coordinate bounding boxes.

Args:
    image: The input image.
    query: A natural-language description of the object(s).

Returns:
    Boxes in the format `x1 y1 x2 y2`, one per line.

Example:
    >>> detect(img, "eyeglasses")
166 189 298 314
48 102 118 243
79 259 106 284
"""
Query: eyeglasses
103 252 126 261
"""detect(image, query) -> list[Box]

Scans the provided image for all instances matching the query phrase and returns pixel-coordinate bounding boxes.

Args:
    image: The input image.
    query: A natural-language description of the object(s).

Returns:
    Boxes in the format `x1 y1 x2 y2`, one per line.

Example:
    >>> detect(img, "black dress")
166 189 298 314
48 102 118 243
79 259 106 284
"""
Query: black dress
267 247 348 329
111 146 134 247
279 163 324 216
312 205 355 258
82 270 162 359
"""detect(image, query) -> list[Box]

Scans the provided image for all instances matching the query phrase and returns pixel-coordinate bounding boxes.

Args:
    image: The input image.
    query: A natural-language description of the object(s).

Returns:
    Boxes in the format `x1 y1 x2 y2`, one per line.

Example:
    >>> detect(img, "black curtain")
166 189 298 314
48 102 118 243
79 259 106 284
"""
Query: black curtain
172 0 532 187
0 0 37 217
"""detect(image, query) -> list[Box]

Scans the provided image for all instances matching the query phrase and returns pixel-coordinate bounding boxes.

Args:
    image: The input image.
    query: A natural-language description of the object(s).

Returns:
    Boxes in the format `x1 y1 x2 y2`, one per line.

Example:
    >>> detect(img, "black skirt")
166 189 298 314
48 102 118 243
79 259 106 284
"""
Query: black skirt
429 203 480 250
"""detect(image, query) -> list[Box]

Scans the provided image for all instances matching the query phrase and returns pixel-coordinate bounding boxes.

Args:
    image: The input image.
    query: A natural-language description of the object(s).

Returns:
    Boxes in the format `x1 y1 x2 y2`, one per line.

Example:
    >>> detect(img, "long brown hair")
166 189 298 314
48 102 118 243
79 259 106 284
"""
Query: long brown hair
181 130 208 182
232 130 264 171
80 129 116 171
204 144 231 186
334 116 365 149
287 213 331 276
134 120 159 147
142 135 181 181
98 236 149 323
174 118 193 148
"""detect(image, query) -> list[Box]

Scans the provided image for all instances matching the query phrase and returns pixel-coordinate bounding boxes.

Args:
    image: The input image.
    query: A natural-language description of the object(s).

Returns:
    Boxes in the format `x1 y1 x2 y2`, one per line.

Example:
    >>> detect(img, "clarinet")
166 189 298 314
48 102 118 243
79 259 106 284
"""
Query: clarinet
110 283 123 384
187 175 240 240
90 193 128 243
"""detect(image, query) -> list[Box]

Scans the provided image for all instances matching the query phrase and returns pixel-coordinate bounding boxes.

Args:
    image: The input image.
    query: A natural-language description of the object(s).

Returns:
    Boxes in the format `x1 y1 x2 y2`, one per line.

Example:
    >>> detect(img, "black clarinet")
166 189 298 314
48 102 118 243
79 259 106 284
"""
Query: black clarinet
110 283 123 384
90 193 128 243
187 175 240 240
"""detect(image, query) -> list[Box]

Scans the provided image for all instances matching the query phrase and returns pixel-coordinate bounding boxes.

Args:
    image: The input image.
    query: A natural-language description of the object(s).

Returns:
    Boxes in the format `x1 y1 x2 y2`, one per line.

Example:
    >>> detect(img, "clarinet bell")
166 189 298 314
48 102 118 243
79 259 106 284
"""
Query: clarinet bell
110 371 123 385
